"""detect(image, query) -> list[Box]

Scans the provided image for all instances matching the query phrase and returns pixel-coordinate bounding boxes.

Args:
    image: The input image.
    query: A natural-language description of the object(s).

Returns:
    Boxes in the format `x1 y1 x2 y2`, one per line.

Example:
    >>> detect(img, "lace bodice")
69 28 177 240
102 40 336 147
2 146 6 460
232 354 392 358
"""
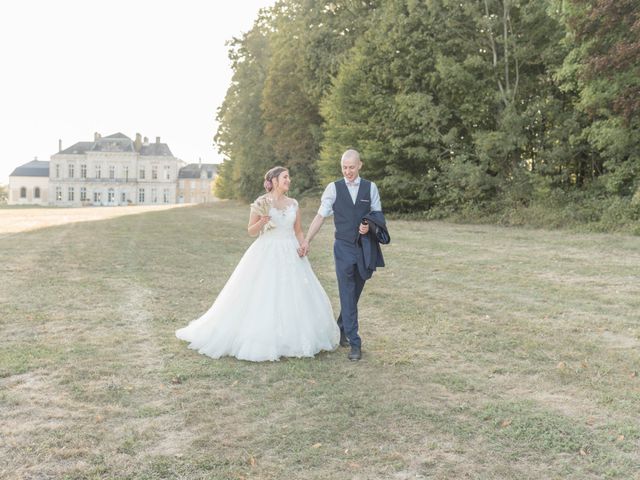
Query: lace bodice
262 200 298 238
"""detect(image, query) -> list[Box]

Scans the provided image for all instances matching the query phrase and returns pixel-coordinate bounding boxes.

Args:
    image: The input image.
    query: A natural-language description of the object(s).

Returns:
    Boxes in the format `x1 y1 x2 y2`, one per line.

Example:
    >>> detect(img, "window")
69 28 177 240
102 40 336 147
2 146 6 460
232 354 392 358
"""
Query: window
94 191 102 203
20 187 27 198
121 192 126 203
152 165 158 180
139 168 145 180
56 187 62 201
109 166 115 179
55 164 60 178
138 188 145 203
108 188 115 203
164 165 171 180
151 188 157 203
80 164 87 178
68 164 74 178
124 166 129 181
96 165 102 179
163 189 169 203
80 187 87 201
68 187 74 201
34 187 40 198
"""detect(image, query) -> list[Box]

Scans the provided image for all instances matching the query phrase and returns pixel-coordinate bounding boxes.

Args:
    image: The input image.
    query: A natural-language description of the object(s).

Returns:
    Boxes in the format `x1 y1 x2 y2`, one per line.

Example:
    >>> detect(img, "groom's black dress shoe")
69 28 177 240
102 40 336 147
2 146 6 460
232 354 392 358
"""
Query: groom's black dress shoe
348 346 362 361
339 331 349 347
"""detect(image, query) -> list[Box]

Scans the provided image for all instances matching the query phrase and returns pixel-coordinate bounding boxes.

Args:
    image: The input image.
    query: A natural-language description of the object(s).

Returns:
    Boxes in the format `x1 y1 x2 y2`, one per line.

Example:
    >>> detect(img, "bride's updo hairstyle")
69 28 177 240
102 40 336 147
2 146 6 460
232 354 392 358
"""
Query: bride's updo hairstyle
263 166 288 192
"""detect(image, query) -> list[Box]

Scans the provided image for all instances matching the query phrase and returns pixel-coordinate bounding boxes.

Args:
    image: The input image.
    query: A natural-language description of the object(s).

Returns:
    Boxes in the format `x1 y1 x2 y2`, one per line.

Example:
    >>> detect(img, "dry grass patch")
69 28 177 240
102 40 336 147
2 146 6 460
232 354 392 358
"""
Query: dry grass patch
0 204 192 234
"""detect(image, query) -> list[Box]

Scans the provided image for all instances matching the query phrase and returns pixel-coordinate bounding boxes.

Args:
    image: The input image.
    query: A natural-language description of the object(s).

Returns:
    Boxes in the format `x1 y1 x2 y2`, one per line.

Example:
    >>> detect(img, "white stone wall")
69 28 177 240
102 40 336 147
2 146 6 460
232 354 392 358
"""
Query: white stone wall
8 176 49 205
132 155 178 205
48 151 179 206
177 177 216 204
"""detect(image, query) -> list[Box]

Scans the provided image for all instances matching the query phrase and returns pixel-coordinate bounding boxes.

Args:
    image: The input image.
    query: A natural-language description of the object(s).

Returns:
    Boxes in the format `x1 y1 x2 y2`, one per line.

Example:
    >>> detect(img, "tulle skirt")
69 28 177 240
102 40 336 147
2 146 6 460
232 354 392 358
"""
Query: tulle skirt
176 231 339 361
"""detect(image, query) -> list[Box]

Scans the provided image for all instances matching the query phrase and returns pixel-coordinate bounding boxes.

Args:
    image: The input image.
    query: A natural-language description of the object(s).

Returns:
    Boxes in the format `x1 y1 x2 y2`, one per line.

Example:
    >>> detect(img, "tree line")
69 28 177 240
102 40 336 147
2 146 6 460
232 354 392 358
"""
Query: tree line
214 0 639 229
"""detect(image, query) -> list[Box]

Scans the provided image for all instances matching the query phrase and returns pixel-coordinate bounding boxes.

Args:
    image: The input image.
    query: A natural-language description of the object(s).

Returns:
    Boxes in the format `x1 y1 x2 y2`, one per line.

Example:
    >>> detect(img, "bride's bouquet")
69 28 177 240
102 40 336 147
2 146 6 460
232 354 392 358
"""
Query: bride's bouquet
250 195 276 233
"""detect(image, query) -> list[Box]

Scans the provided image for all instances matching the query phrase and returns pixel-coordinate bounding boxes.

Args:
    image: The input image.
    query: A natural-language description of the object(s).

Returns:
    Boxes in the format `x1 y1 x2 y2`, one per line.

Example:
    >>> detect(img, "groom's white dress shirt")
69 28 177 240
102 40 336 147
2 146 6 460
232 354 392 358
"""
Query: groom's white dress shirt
317 176 382 218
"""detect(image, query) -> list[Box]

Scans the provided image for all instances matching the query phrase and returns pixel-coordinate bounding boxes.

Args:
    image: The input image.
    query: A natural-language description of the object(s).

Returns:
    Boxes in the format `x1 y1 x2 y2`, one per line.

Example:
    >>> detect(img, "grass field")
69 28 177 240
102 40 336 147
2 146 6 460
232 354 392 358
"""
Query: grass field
1 201 639 479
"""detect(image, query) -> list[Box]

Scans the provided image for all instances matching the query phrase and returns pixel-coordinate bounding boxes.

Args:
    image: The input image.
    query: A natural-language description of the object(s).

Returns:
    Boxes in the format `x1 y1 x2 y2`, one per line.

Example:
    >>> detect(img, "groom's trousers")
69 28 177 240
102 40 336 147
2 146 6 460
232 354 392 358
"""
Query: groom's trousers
334 238 366 349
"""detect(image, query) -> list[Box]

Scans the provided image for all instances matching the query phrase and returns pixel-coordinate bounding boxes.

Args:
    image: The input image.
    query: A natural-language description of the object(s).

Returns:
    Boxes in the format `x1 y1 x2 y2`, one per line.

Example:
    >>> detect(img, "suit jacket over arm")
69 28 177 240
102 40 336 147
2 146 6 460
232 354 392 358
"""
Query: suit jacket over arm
357 210 390 280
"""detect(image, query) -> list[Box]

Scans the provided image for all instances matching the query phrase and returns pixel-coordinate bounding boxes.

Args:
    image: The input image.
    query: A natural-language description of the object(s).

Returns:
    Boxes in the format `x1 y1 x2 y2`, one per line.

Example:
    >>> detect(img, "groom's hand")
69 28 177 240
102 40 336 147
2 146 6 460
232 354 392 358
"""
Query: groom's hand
298 240 310 257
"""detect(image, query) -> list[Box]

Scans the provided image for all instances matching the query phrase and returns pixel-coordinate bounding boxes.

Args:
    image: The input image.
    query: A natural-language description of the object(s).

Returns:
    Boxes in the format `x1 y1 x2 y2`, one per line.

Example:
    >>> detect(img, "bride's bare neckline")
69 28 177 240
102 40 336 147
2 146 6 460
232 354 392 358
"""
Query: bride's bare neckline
265 194 295 211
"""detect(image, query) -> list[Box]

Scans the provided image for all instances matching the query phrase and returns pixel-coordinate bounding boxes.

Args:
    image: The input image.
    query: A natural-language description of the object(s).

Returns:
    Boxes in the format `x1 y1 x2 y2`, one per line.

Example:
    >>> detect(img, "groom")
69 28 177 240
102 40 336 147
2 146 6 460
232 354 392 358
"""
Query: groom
298 149 383 361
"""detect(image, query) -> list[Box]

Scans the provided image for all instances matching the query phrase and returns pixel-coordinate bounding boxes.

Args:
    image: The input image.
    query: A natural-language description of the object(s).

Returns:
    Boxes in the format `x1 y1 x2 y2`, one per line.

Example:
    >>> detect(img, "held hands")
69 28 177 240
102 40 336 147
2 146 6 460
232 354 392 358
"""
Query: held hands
297 240 310 257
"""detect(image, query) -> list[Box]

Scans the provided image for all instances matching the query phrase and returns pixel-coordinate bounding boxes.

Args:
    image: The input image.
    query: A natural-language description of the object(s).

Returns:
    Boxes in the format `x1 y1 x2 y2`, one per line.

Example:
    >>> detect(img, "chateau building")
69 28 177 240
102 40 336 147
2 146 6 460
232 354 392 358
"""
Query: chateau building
48 132 183 206
177 162 218 204
8 159 50 205
9 132 219 206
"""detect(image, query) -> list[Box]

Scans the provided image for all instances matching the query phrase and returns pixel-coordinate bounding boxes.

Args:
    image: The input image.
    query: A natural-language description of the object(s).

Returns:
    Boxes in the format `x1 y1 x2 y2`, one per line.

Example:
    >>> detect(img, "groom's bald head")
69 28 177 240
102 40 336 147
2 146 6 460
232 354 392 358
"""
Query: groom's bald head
341 149 362 181
341 149 361 165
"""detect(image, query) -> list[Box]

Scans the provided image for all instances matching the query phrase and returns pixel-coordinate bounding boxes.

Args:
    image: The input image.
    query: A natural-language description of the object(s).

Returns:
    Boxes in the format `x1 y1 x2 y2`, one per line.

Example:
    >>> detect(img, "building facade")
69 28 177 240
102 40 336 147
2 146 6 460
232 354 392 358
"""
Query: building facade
177 163 218 204
8 159 50 205
48 132 184 207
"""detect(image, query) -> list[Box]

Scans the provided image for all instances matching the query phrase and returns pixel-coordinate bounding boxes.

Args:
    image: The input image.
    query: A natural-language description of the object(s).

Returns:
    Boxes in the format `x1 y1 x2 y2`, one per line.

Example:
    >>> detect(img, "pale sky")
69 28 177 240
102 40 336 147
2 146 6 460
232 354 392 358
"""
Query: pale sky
0 0 276 184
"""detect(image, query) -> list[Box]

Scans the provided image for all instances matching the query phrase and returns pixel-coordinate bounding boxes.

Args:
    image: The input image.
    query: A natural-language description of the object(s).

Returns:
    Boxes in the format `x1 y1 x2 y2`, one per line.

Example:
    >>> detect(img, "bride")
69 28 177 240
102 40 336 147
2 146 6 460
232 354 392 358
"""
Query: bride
176 166 339 361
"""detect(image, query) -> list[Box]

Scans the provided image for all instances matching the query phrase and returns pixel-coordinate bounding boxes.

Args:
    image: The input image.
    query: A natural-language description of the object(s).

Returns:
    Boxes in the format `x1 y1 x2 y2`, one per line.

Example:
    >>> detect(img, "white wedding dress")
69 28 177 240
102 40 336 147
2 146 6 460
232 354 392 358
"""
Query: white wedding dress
176 200 339 361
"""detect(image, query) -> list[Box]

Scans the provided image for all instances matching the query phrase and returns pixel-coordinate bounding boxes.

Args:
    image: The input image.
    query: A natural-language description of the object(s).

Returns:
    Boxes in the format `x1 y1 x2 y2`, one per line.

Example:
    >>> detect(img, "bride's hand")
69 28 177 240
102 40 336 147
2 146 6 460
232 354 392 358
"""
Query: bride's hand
297 240 310 257
259 215 271 226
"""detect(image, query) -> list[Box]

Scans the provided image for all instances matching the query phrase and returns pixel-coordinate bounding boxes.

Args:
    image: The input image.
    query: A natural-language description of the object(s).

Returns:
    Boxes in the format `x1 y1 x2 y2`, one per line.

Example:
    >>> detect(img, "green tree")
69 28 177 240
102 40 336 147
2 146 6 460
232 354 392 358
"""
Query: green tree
563 0 640 196
261 0 378 194
215 12 277 201
321 0 568 212
320 0 455 211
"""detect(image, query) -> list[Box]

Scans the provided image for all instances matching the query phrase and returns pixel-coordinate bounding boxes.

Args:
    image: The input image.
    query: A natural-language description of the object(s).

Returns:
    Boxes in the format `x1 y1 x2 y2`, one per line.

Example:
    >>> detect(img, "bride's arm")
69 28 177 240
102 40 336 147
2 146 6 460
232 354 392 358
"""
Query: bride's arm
248 212 270 237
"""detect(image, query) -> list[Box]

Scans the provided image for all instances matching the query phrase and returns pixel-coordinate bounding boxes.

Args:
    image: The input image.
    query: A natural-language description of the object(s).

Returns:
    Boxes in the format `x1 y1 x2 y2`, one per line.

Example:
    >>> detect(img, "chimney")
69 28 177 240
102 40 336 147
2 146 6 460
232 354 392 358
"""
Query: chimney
156 136 160 144
58 139 62 152
134 133 142 152
143 136 148 144
94 132 101 141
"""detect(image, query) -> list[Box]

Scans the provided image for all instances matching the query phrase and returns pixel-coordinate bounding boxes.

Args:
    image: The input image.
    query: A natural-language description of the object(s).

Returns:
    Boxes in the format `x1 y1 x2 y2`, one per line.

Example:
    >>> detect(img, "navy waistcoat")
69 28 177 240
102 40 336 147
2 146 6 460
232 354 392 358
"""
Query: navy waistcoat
333 178 372 243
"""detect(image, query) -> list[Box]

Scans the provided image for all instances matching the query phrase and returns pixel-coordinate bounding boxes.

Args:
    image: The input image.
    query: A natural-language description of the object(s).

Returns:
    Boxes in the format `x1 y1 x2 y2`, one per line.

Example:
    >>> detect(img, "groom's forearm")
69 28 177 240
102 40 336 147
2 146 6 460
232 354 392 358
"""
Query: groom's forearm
305 214 325 244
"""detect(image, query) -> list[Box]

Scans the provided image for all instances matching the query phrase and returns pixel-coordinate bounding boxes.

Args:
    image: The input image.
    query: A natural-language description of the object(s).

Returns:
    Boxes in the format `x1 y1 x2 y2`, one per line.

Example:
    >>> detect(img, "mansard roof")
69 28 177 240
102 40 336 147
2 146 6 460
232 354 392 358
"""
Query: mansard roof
92 136 135 152
140 143 173 156
10 160 50 177
58 142 96 155
179 163 218 179
104 132 131 139
56 133 174 156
